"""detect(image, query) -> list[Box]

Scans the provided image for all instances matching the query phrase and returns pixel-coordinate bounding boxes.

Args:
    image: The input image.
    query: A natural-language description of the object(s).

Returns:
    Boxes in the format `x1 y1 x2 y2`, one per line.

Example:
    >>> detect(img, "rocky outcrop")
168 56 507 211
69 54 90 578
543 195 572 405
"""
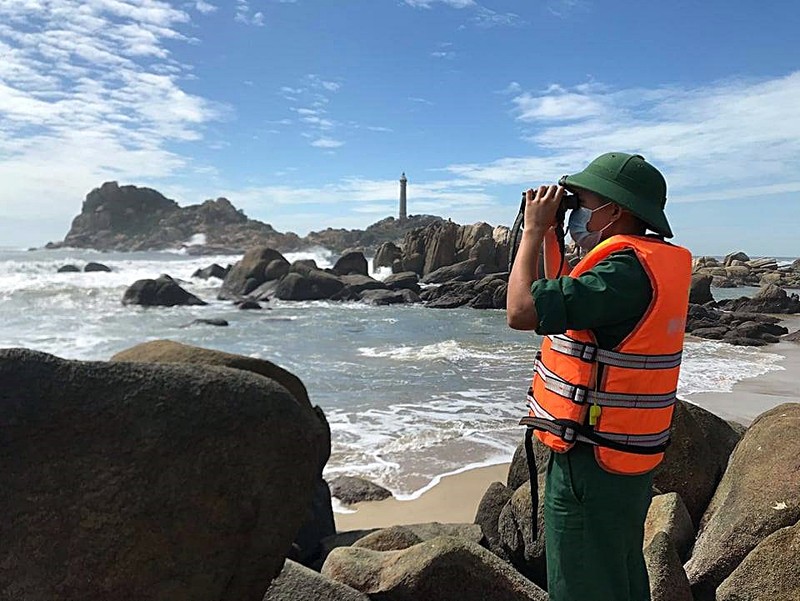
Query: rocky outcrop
304 215 442 254
57 264 80 272
0 348 326 601
685 403 800 598
49 181 303 253
399 220 509 277
694 252 800 289
717 284 800 314
498 476 547 587
420 274 508 310
474 482 515 558
322 536 548 601
715 521 800 601
122 274 207 307
329 476 393 505
374 241 402 269
332 251 369 276
685 303 788 346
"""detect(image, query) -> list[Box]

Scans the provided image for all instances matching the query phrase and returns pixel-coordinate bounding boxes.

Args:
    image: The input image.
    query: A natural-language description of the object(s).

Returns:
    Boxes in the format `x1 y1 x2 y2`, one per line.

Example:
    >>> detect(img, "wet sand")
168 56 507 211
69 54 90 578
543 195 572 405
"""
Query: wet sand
336 316 800 531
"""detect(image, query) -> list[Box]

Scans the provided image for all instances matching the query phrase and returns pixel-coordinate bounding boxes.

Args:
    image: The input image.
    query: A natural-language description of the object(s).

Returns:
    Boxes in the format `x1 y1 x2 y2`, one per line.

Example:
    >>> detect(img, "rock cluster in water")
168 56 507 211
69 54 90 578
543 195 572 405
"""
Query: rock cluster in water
3 341 797 601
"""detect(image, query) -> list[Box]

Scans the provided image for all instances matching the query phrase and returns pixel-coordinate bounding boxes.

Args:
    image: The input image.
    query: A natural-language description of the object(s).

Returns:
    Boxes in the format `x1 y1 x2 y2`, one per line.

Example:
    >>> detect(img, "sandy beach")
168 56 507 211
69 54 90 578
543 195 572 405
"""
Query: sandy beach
336 317 800 531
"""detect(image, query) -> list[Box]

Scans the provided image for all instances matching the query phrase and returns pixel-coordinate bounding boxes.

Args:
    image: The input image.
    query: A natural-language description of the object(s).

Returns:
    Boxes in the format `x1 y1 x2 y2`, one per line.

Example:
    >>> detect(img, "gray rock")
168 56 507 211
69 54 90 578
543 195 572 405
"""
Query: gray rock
329 476 392 505
421 259 480 284
653 401 729 526
689 274 714 304
683 402 743 479
374 241 402 269
122 274 207 307
182 318 229 327
643 493 695 561
322 536 548 601
338 274 387 294
239 300 262 310
716 521 800 601
192 263 228 279
383 271 421 293
724 251 750 266
474 482 515 556
352 526 423 552
644 532 693 601
507 437 550 491
57 264 81 272
315 530 380 570
0 348 325 601
333 251 369 276
691 326 730 340
219 247 287 300
685 403 800 597
264 560 370 601
84 261 112 272
274 271 345 301
719 284 800 314
359 289 420 305
264 258 290 281
498 477 547 588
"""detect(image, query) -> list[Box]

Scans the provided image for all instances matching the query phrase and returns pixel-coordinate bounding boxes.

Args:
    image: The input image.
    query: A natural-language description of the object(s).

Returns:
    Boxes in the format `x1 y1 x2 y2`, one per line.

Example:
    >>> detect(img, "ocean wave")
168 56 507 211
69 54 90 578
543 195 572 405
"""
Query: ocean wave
358 340 501 362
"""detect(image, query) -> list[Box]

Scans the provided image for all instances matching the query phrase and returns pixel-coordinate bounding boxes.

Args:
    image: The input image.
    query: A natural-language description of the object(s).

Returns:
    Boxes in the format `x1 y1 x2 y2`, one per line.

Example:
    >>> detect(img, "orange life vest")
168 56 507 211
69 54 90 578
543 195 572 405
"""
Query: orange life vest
520 234 692 475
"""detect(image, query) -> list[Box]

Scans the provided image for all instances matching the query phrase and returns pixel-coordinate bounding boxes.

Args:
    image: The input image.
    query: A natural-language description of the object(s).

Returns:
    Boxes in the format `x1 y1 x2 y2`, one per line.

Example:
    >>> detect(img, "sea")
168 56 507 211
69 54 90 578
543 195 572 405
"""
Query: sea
0 247 792 503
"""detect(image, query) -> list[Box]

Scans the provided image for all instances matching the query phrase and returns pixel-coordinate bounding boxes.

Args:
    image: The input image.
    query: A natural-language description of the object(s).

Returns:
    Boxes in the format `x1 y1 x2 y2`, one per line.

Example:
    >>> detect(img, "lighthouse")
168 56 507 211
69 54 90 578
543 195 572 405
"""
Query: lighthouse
399 172 408 222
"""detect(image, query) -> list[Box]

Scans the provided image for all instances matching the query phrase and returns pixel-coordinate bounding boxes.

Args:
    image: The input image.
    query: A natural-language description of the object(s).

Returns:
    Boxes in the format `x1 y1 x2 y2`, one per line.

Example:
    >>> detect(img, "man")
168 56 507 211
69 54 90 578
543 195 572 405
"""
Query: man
506 152 692 601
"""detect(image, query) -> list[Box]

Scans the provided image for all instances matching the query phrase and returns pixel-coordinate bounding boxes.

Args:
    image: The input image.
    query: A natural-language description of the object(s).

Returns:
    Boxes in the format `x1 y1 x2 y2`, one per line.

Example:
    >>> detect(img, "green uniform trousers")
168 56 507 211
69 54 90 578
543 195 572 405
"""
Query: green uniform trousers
544 443 654 601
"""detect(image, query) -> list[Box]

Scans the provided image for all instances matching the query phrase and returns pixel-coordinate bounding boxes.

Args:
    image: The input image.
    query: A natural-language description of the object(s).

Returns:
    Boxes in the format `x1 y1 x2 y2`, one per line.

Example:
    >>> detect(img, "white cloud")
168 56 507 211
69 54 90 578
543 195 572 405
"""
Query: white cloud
0 0 221 224
409 96 434 105
194 1 217 14
447 73 800 204
431 51 455 59
311 137 344 148
404 0 476 8
235 0 265 26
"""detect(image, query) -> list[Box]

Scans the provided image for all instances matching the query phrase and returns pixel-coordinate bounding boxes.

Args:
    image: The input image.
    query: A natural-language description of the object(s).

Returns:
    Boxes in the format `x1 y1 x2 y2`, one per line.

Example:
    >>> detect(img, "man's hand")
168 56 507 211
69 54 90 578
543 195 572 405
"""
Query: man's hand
524 185 564 234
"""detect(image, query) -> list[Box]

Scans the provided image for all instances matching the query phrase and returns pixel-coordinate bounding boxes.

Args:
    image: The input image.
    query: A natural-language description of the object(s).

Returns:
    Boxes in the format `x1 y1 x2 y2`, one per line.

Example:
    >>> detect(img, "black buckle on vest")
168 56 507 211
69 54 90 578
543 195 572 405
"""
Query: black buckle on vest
571 385 589 404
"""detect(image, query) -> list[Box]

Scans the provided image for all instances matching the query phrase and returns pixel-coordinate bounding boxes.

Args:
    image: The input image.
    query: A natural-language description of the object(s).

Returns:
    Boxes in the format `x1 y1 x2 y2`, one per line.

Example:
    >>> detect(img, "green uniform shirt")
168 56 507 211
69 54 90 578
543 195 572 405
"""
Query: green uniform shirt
530 250 653 349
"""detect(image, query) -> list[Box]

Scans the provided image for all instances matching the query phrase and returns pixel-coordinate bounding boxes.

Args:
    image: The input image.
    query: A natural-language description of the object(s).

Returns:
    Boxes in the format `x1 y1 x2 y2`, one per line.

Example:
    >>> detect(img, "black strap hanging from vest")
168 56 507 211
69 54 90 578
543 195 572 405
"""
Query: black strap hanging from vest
523 426 538 542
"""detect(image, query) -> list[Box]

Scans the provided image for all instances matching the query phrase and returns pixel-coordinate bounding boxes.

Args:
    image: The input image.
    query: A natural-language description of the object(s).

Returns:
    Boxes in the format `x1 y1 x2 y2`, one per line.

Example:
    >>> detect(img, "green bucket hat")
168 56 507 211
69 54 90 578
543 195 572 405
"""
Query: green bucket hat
562 152 673 238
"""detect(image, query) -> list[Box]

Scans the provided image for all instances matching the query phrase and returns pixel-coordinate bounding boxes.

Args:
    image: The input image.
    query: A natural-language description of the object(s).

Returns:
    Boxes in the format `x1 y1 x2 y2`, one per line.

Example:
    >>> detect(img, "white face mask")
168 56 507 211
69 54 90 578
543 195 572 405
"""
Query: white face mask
567 202 616 251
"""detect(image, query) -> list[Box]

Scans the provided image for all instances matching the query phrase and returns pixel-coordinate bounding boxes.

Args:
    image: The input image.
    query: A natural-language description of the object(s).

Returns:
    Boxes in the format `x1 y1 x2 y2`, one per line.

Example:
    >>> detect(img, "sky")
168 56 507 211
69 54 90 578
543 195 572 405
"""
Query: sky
0 0 799 255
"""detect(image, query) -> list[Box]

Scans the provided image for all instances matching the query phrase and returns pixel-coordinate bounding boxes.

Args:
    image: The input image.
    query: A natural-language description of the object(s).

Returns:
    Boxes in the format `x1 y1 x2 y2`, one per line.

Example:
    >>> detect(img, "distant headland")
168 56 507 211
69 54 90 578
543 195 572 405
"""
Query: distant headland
45 181 441 255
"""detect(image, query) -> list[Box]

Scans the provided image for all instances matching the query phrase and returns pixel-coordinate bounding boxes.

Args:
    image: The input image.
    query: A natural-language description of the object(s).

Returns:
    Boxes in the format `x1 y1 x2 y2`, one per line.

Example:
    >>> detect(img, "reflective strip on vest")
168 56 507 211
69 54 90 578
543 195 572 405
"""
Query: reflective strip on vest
548 334 683 370
533 360 677 409
525 392 577 442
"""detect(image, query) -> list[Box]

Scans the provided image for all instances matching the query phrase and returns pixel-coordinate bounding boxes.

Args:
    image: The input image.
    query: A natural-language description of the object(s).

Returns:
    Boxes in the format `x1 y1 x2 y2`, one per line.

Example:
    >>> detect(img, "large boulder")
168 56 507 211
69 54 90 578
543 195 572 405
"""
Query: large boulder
322 536 548 601
111 340 335 565
359 289 420 305
716 521 800 601
653 401 734 526
57 264 81 273
644 532 693 601
122 274 207 307
507 437 550 491
685 403 800 597
264 560 370 601
353 523 483 552
498 476 547 587
219 247 287 300
0 348 326 601
400 220 460 276
337 274 387 295
273 271 345 301
474 482 515 557
333 251 369 277
383 271 421 293
689 274 714 305
374 241 402 269
724 251 750 266
421 259 479 284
